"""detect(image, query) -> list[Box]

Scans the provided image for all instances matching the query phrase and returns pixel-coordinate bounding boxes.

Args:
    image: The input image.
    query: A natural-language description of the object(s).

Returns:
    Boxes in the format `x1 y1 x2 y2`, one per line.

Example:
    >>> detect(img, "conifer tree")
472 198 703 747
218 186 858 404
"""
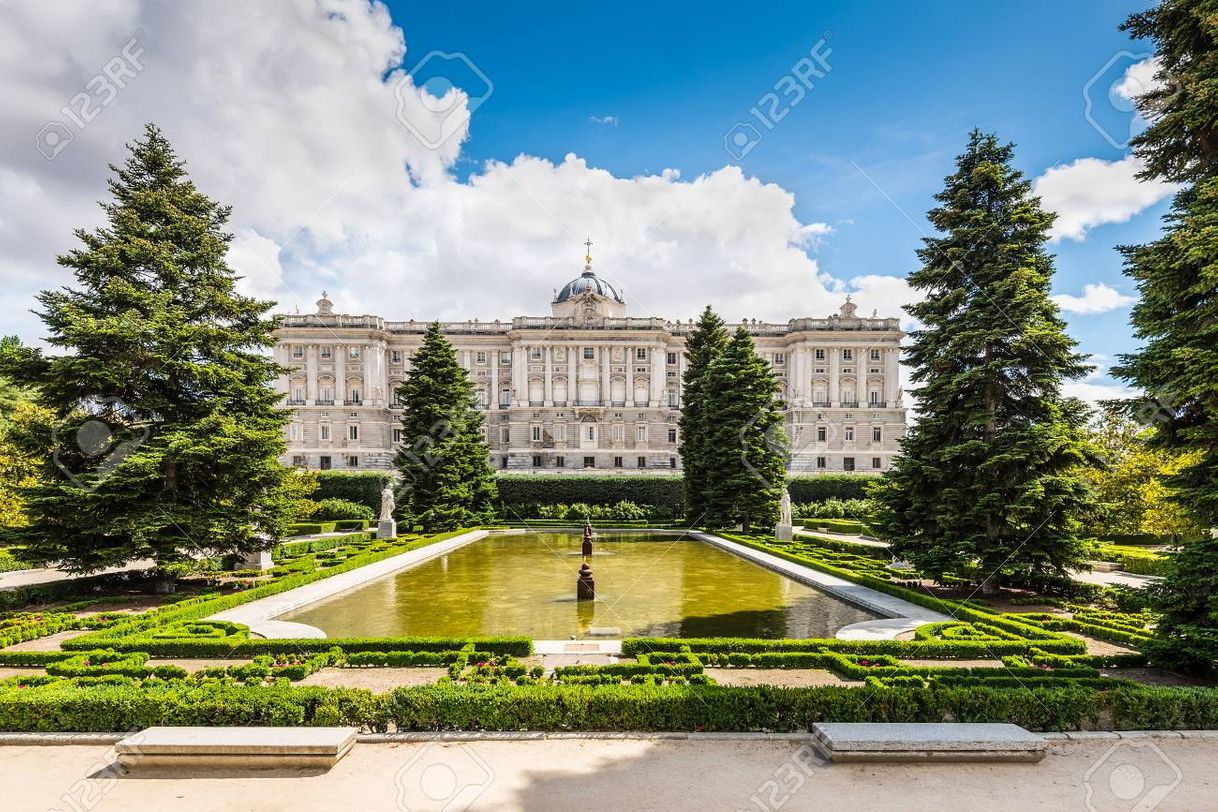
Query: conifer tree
702 326 786 532
393 323 498 530
678 306 729 522
1112 1 1218 674
871 130 1094 592
0 124 303 589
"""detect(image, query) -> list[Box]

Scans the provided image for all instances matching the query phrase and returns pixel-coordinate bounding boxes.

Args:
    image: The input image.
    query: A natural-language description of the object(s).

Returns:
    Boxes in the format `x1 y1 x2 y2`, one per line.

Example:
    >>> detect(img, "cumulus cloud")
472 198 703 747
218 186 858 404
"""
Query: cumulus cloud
1114 57 1164 106
1035 155 1175 242
1052 283 1136 315
588 115 618 127
0 0 912 347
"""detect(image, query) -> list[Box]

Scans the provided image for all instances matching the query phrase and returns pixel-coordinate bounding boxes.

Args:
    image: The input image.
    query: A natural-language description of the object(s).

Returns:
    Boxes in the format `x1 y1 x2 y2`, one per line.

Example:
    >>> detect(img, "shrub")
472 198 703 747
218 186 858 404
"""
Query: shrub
787 475 879 503
310 498 375 521
496 475 685 514
313 471 393 513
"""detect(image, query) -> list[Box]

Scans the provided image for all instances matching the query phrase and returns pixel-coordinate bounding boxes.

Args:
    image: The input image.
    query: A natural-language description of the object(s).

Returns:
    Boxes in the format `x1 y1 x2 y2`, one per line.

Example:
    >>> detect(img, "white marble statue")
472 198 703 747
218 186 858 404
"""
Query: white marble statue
780 488 792 526
380 484 395 522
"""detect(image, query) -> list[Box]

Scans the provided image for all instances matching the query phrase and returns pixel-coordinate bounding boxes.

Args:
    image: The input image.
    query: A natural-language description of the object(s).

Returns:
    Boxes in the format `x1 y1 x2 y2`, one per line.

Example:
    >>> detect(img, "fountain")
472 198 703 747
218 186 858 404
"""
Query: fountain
576 561 596 600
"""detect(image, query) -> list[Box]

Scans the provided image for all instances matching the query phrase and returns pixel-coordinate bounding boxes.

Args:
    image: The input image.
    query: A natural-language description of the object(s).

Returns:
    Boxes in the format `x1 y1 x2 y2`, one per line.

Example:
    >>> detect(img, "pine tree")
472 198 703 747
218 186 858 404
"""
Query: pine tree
0 124 304 590
871 130 1095 592
393 323 498 530
1111 2 1218 674
702 326 786 532
678 306 729 522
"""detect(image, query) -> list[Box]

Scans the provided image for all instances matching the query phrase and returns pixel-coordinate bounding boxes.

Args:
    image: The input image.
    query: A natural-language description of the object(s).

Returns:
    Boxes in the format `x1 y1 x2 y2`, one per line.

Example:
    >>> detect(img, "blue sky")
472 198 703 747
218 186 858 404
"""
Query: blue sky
386 0 1166 394
0 0 1173 406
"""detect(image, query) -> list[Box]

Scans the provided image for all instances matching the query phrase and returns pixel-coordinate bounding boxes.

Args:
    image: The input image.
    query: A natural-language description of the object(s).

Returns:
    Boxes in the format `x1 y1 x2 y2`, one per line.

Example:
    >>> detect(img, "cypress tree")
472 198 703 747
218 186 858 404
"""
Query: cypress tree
0 124 304 589
702 326 786 532
871 130 1094 592
678 306 729 522
1112 1 1218 674
393 323 498 530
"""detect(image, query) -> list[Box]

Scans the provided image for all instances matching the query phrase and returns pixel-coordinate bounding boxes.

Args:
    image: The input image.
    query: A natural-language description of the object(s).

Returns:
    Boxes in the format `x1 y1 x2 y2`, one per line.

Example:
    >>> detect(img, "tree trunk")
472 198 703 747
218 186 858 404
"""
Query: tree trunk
153 571 177 594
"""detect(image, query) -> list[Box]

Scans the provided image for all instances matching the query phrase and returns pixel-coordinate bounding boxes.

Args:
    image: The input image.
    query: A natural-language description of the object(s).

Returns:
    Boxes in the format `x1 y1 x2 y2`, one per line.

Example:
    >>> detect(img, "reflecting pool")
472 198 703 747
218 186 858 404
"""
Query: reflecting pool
277 531 879 639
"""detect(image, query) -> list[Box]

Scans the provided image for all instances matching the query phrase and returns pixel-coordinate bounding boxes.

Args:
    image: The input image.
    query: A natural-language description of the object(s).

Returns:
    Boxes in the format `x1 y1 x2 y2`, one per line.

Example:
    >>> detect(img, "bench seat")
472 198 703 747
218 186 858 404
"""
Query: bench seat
811 722 1046 763
115 726 358 769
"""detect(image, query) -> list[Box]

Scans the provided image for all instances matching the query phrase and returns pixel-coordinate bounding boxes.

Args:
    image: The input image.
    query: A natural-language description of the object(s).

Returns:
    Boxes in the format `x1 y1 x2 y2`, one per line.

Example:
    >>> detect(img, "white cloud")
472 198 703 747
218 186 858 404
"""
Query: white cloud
1114 57 1163 105
0 0 914 347
588 115 618 127
1052 283 1136 314
1035 155 1175 242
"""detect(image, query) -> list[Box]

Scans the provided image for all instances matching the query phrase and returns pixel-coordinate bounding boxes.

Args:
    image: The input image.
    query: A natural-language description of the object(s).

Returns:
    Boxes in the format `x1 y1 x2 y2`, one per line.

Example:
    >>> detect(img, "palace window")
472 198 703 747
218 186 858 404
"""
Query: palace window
638 456 647 468
842 349 853 361
612 425 624 442
531 347 543 360
476 351 487 365
872 457 882 469
870 348 881 361
583 347 595 359
319 456 331 470
670 457 677 469
501 427 510 443
614 456 623 468
348 425 359 441
288 424 300 441
347 456 359 468
845 427 854 441
668 428 677 443
555 424 566 442
291 455 307 467
390 350 402 363
393 428 403 444
873 426 882 442
843 457 855 471
637 425 647 442
667 352 677 365
668 391 679 407
555 456 565 468
501 353 511 364
291 387 304 403
816 456 826 469
532 455 543 467
291 346 304 359
773 352 785 366
531 426 542 442
636 348 647 360
320 346 332 359
584 456 595 468
319 425 331 441
348 347 361 359
817 426 827 442
815 349 825 360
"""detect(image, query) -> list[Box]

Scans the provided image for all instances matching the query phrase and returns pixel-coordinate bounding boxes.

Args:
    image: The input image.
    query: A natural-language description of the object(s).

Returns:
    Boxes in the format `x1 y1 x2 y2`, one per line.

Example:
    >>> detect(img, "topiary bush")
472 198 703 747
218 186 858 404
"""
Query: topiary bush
310 498 375 521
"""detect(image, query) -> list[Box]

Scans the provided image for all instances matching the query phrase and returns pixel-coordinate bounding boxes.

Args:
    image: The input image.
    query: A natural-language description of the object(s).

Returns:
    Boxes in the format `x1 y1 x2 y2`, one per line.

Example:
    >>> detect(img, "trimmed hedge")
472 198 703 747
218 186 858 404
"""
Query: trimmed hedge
496 475 685 513
787 475 879 503
314 471 393 513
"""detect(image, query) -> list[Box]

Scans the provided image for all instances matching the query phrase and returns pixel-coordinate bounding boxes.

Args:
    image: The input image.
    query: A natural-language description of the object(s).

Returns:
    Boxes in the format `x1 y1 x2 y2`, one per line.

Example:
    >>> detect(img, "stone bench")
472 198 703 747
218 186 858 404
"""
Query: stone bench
810 723 1046 763
116 726 358 769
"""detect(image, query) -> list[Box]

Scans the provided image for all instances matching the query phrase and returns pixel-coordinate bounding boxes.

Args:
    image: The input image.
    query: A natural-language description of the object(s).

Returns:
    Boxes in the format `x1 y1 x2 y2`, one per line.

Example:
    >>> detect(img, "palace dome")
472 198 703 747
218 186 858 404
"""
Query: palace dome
554 269 624 304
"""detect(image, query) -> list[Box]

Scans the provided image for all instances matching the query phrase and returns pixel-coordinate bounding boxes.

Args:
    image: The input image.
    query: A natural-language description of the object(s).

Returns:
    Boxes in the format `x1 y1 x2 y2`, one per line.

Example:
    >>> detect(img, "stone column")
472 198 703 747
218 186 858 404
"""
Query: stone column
513 344 527 405
490 350 499 407
884 347 900 406
305 344 318 404
600 344 611 406
543 345 553 406
334 344 345 405
363 343 374 405
650 344 665 406
829 345 840 406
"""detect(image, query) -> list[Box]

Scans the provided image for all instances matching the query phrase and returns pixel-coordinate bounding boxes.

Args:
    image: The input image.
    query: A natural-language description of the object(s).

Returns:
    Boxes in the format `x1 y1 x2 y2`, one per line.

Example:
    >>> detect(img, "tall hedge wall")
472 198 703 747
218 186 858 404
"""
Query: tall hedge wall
494 473 878 515
787 474 879 502
496 475 686 513
314 471 393 513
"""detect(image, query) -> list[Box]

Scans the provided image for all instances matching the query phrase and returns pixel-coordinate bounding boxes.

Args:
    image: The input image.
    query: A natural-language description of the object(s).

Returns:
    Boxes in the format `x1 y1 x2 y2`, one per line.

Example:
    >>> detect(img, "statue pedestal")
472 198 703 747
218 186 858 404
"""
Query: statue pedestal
775 524 793 541
377 520 397 540
242 549 274 571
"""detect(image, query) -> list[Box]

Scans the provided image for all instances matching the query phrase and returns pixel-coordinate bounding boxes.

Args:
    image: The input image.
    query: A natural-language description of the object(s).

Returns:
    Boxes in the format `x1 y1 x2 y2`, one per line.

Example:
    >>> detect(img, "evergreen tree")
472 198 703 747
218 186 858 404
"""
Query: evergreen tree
0 124 303 589
393 323 498 530
678 306 729 522
871 130 1094 592
1111 1 1218 674
702 326 786 532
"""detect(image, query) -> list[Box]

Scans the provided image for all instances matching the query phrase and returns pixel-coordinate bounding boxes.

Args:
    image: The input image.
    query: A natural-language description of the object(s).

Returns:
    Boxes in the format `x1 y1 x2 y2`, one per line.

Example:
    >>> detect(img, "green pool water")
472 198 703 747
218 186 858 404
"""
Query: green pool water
277 532 879 639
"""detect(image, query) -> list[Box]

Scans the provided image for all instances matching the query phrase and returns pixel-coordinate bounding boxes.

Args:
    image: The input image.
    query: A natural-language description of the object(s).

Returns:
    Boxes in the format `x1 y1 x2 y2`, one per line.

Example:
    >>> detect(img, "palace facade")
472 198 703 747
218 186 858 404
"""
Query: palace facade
273 252 906 475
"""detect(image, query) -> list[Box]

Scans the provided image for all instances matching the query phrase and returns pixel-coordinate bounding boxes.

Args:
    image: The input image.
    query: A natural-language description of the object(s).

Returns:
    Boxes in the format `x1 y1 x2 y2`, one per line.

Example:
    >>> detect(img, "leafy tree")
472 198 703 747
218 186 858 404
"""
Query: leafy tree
393 322 498 530
1112 1 1218 673
1083 411 1202 539
678 306 729 522
0 124 303 590
871 130 1095 593
702 326 786 532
